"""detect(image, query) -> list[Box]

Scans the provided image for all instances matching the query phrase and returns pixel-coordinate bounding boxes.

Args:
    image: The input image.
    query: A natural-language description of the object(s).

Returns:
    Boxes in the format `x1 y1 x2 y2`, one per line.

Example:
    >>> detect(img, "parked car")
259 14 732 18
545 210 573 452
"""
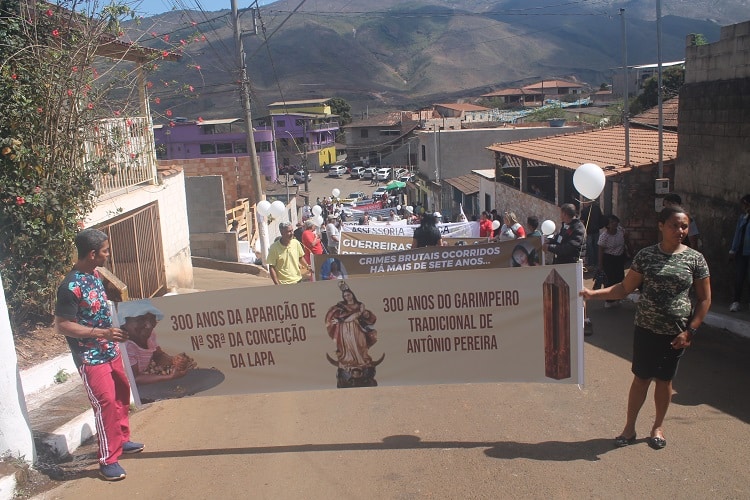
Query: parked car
376 168 392 181
361 167 378 180
393 168 408 178
372 186 388 199
293 170 311 183
398 174 415 183
345 191 367 202
328 165 347 178
349 166 366 179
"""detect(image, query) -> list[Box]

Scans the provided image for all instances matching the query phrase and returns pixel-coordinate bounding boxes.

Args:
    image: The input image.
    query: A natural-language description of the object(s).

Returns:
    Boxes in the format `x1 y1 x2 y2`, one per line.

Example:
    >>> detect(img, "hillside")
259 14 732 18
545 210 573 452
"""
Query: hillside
131 0 742 121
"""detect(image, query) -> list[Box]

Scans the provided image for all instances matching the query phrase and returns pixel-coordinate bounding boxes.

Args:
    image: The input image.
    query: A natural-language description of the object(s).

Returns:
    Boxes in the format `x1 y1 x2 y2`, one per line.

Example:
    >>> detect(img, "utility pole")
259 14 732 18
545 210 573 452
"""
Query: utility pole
620 8 630 166
231 0 268 262
656 0 664 178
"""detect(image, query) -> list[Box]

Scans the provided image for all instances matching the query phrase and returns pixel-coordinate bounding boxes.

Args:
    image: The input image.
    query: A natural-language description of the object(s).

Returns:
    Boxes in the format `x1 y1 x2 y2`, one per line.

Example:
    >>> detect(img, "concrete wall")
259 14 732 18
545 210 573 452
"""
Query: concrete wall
184 176 240 262
678 20 750 299
417 126 586 183
158 157 260 209
86 170 194 290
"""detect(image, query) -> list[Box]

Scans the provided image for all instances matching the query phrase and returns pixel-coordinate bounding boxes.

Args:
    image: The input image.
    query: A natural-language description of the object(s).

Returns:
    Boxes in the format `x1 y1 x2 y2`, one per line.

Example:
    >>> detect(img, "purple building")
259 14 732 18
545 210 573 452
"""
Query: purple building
153 117 277 180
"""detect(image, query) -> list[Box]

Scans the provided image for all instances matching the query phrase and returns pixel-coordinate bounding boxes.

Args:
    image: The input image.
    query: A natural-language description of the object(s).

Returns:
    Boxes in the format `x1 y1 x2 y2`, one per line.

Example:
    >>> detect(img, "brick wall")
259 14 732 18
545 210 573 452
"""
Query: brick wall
678 21 750 299
158 157 260 210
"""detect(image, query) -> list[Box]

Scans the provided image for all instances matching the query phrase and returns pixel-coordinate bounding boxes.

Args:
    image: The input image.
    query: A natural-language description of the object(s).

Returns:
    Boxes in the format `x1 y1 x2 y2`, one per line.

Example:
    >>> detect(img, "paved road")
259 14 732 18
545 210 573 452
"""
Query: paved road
38 273 750 499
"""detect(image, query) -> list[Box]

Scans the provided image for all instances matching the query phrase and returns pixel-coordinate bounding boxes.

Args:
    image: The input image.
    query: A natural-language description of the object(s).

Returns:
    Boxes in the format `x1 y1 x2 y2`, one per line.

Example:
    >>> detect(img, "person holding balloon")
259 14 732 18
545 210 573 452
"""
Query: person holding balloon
544 203 585 264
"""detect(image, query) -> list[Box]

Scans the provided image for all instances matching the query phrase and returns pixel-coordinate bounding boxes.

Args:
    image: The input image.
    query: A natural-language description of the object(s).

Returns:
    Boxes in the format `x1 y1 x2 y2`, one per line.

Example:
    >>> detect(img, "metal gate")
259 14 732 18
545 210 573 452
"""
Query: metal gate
98 202 167 299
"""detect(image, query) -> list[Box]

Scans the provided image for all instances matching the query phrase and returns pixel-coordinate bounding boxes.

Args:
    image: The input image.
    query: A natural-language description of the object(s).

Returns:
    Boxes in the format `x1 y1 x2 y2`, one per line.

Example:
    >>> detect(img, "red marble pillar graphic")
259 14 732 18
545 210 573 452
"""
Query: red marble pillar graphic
543 269 571 380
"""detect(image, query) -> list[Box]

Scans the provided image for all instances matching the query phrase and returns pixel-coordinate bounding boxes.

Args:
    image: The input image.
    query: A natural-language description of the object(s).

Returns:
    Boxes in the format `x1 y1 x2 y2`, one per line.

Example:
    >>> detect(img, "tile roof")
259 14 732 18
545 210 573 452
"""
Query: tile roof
487 126 678 175
443 173 481 195
522 80 584 91
344 112 406 128
481 87 537 97
436 103 490 112
629 97 679 130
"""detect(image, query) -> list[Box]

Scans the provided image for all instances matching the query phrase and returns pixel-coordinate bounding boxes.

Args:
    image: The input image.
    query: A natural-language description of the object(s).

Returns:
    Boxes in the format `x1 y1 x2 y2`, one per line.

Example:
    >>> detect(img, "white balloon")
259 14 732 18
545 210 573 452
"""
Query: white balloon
491 220 501 231
573 162 606 200
397 205 402 210
332 188 340 197
256 200 271 217
314 215 324 226
312 205 323 216
541 219 556 235
270 200 286 218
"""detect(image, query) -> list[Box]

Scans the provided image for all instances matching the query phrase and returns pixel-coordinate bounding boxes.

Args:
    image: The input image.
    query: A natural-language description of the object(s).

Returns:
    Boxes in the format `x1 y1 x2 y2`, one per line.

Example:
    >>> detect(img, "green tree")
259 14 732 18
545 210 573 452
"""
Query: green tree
0 1 193 328
327 97 352 125
630 65 684 115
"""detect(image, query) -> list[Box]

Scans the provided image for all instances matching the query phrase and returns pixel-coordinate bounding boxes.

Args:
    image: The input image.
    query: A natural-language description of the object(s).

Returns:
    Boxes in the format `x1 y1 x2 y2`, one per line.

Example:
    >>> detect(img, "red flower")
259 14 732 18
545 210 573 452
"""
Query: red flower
52 29 59 37
163 34 170 42
162 50 169 57
87 103 94 109
114 110 121 116
151 32 157 37
197 116 203 122
126 119 132 127
45 9 53 16
169 121 175 127
11 74 17 80
72 66 78 72
67 89 73 96
37 107 43 113
194 37 199 42
166 109 172 117
130 153 136 159
194 65 201 70
16 196 25 205
154 97 160 104
189 85 194 92
147 81 153 88
180 39 186 45
191 21 197 26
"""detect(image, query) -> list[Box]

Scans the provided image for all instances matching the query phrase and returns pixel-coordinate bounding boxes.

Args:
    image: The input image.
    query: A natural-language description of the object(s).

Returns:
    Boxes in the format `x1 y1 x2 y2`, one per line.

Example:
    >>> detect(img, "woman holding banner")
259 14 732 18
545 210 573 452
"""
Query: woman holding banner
580 205 710 450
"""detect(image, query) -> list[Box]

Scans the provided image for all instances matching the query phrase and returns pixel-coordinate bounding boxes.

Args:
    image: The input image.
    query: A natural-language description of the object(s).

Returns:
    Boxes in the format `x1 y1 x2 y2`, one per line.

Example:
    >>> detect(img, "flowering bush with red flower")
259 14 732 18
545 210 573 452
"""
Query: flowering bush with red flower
1 0 207 328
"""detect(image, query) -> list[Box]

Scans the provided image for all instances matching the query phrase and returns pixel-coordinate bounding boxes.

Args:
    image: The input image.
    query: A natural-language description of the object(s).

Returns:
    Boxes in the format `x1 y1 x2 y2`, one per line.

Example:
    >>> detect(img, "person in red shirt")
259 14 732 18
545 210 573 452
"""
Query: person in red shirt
301 219 324 265
479 211 494 238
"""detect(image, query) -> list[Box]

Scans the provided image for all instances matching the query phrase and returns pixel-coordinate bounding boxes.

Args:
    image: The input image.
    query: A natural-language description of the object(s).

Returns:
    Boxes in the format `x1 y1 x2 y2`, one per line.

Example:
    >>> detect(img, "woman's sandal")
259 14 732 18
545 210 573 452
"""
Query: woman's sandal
614 434 637 447
648 436 667 449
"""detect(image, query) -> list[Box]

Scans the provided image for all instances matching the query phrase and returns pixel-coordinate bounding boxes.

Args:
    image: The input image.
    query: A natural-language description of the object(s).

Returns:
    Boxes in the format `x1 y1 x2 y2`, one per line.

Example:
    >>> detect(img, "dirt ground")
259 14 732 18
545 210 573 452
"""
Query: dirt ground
14 322 69 371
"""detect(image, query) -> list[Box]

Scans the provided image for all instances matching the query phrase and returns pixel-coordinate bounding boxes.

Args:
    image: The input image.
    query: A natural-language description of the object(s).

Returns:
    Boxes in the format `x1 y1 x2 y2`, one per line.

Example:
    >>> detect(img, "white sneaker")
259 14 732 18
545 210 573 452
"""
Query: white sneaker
729 302 740 312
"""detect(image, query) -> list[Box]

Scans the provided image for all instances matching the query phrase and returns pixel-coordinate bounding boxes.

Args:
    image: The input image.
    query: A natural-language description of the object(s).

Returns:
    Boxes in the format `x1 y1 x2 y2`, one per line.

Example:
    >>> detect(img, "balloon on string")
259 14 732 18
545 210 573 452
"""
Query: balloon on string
491 220 501 231
312 205 322 216
573 162 606 200
314 215 324 226
541 220 556 235
256 200 271 217
270 200 286 218
332 188 340 197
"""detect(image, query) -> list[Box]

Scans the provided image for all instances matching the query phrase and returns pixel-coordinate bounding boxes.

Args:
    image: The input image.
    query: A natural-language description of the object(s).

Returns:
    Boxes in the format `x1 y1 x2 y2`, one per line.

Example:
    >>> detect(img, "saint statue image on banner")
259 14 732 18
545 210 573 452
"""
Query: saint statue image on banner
325 281 384 388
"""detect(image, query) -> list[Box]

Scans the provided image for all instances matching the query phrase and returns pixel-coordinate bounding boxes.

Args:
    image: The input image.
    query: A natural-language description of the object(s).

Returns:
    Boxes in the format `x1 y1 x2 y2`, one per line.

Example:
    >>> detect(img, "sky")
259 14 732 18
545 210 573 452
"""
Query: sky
133 0 274 17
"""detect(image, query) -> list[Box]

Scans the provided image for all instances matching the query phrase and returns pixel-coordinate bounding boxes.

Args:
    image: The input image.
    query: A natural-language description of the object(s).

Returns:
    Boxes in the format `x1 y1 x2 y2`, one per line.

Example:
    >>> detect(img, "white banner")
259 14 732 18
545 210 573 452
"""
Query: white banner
342 221 480 238
115 264 583 403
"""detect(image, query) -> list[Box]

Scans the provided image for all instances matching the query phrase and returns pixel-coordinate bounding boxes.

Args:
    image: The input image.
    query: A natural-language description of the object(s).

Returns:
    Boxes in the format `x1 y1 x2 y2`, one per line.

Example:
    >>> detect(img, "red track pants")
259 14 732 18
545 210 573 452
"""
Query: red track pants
79 354 131 465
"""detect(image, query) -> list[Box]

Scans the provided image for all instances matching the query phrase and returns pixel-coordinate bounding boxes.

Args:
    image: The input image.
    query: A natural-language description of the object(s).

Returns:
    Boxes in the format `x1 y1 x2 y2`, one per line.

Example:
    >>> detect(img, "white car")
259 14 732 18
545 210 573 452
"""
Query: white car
376 168 392 181
293 170 310 183
328 165 347 177
361 167 378 180
372 186 388 199
349 166 365 179
398 174 415 183
394 168 408 178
